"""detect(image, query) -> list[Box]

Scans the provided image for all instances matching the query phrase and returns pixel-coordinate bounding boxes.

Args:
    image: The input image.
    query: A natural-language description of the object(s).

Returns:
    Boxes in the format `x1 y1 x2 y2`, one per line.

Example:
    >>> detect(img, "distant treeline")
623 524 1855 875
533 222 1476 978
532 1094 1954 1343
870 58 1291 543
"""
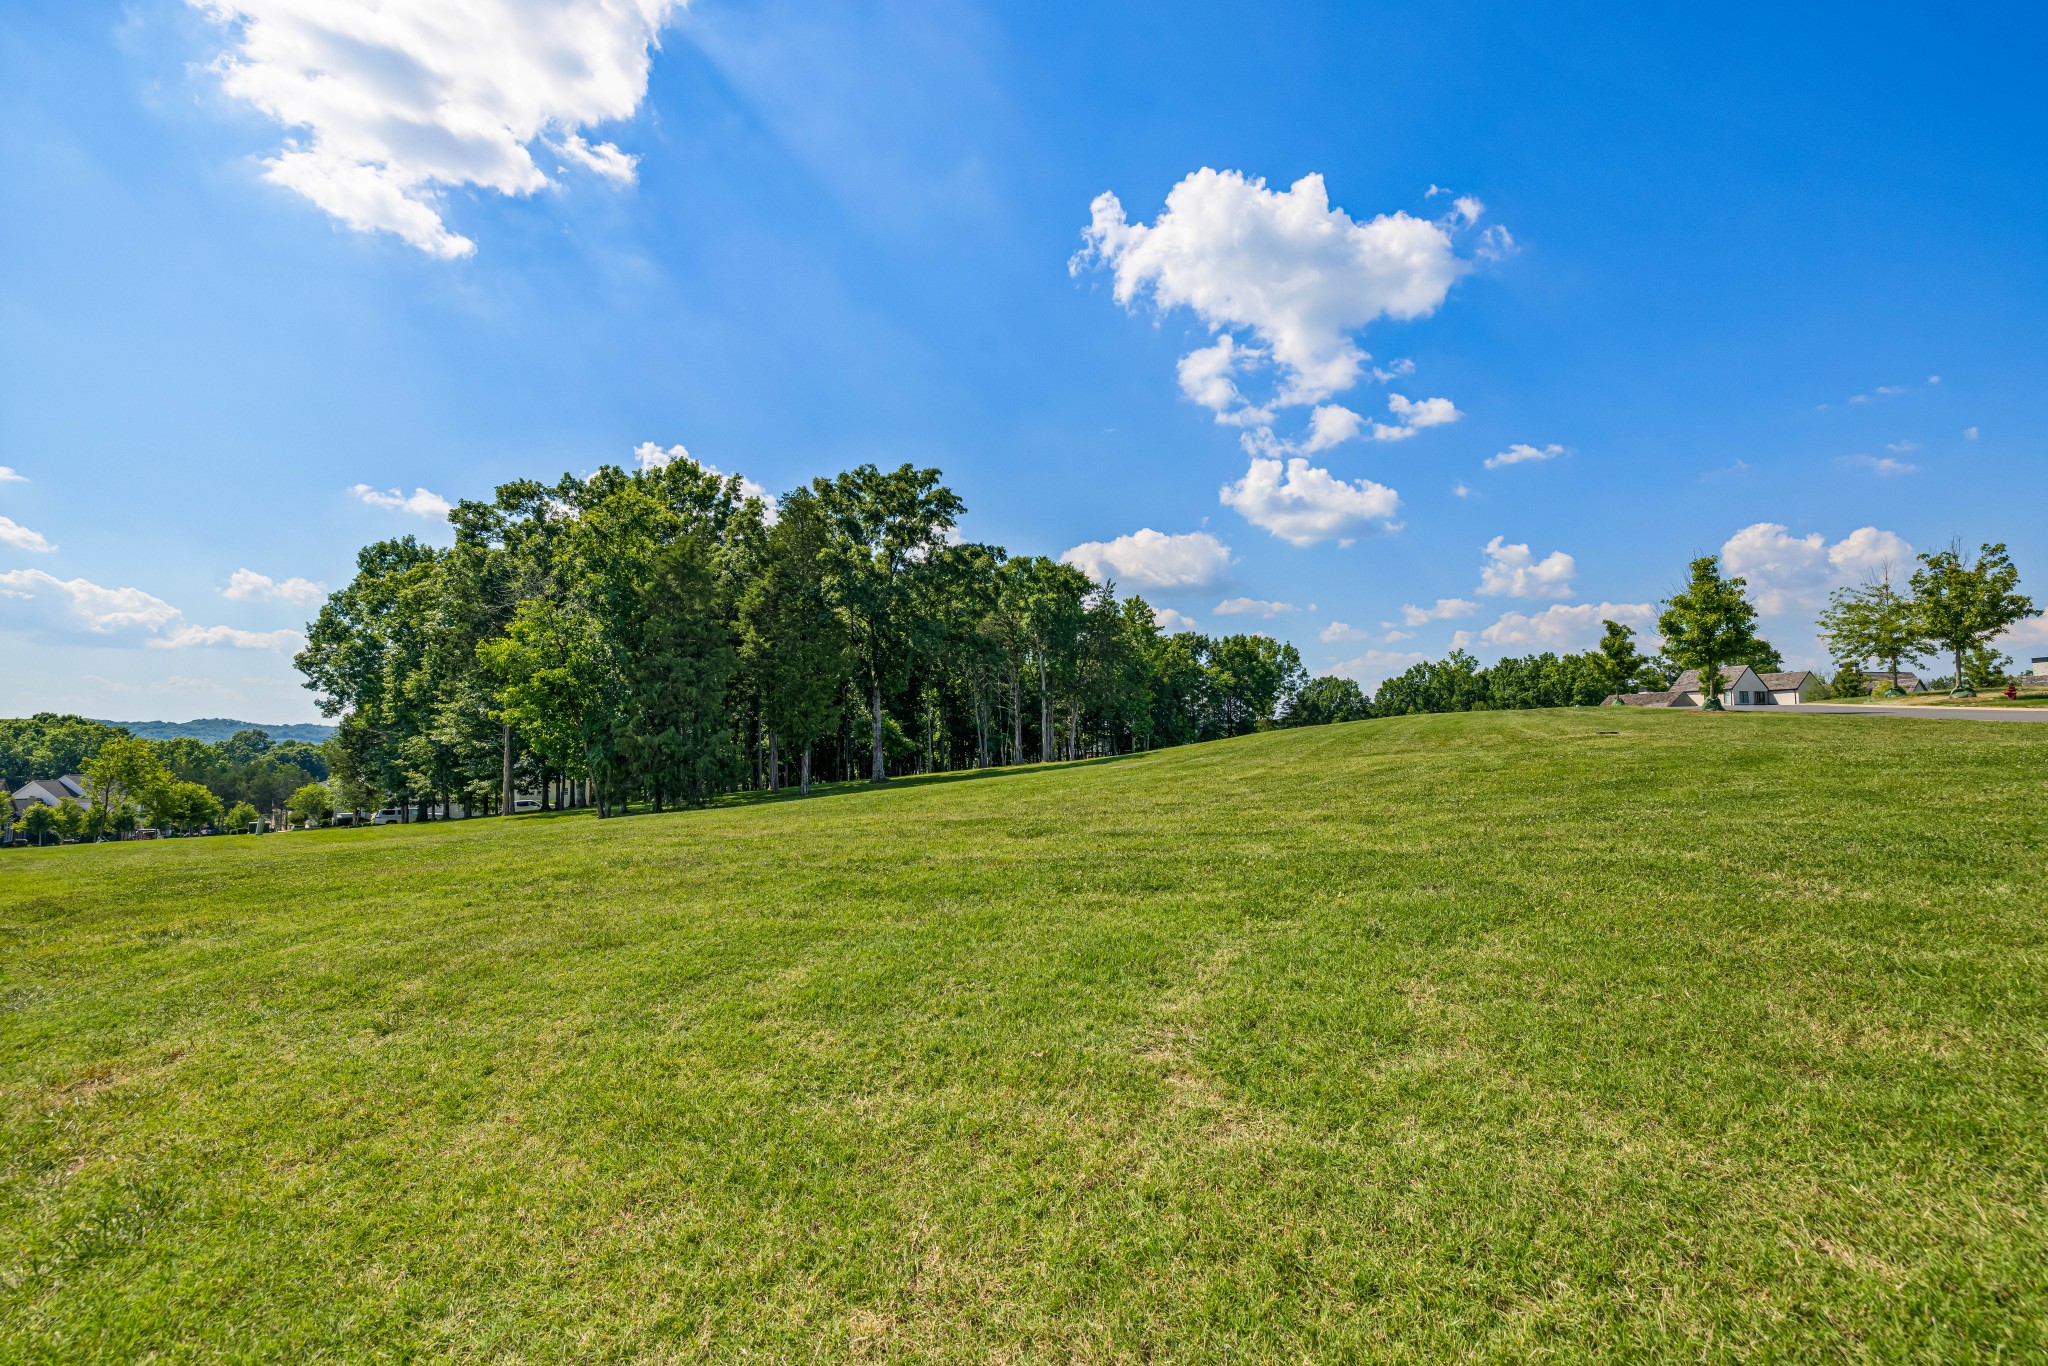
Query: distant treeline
93 717 338 745
0 714 329 815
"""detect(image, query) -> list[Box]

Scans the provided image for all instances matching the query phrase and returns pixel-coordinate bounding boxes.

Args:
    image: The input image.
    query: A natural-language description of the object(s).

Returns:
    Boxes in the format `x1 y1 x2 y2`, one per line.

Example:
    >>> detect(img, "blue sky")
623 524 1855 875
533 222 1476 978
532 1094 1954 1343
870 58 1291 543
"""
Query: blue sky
2 1 2044 723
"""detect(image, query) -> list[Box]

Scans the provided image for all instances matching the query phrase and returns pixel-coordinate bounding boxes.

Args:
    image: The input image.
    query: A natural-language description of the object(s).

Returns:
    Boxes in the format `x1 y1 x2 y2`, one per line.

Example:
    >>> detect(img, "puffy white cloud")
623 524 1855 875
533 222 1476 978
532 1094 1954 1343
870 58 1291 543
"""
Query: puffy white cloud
1885 440 1920 453
189 0 681 257
1214 597 1296 618
221 568 328 604
1964 426 1979 440
1394 597 1478 627
1060 528 1231 591
1152 606 1200 633
1075 168 1492 452
1378 393 1461 438
1719 522 1914 615
0 570 181 636
1839 453 1916 476
1329 648 1430 684
351 484 452 519
0 516 56 553
1320 620 1369 643
1460 601 1655 650
1452 482 1471 498
1477 535 1575 599
1484 442 1564 470
1999 615 2048 647
0 466 24 482
1219 457 1400 546
0 569 304 650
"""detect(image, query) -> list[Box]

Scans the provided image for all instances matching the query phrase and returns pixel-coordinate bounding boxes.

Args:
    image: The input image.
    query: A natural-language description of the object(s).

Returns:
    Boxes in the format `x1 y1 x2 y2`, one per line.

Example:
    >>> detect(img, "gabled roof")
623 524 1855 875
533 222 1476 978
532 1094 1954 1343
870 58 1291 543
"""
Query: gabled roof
1669 664 1754 692
1605 689 1697 708
1757 671 1817 690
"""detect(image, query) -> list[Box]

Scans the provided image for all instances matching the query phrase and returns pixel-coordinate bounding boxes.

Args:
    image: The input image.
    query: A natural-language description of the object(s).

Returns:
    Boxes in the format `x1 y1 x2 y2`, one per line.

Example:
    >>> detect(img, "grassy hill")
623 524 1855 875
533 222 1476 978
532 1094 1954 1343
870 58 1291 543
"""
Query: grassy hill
3 710 2045 1361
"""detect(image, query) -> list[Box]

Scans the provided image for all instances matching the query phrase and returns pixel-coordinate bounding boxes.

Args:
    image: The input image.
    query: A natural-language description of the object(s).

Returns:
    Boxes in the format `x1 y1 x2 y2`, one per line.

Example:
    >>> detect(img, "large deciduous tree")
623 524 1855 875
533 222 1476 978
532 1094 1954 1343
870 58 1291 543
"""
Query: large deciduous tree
1657 556 1772 709
1909 541 2033 697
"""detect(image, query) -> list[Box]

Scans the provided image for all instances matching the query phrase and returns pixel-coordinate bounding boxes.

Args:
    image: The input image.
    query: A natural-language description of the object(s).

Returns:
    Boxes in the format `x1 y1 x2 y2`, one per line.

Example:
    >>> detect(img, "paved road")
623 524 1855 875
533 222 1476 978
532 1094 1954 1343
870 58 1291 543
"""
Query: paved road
1730 702 2048 723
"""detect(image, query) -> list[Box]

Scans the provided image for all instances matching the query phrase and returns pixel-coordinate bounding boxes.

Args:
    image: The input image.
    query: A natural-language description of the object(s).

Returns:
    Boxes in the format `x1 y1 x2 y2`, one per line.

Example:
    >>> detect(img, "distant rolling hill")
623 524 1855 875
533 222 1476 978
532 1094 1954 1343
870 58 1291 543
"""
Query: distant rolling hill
94 717 337 744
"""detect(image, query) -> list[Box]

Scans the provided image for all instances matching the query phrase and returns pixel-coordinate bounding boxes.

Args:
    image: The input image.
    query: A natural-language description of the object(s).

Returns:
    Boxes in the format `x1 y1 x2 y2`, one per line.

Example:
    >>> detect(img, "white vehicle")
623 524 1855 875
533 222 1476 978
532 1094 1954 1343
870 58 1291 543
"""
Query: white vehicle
371 807 406 826
512 798 541 813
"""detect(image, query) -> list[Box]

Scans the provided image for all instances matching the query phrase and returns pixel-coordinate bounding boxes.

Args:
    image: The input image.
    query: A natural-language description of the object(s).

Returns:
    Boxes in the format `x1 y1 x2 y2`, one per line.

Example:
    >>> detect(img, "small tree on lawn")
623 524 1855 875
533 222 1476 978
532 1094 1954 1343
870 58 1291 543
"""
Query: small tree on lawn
1657 556 1772 710
1827 660 1867 699
223 800 261 833
51 800 87 843
1910 542 2034 698
82 736 170 839
22 803 57 847
1817 571 1928 697
286 783 334 828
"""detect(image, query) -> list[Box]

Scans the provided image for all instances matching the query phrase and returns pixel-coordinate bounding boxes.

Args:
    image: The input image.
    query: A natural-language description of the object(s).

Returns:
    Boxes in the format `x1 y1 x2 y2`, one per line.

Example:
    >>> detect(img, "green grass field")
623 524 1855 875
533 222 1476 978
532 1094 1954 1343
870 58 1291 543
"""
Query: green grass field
4 710 2046 1362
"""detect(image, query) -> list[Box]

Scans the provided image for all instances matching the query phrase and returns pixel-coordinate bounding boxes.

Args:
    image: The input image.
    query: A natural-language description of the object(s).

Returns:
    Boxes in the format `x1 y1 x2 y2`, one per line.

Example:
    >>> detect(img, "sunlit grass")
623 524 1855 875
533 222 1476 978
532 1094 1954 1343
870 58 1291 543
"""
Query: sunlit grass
3 709 2045 1361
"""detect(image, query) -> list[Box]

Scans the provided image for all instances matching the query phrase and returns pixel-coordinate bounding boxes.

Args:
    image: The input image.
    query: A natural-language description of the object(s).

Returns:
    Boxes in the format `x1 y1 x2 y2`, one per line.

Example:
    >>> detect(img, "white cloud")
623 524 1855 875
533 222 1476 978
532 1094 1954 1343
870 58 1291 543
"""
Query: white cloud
1461 601 1655 650
1452 482 1471 498
0 516 56 554
633 441 778 516
1875 385 1906 395
1720 522 1915 615
0 569 303 650
1928 375 1942 385
1964 426 1979 440
1999 616 2048 647
1074 168 1493 452
1885 440 1920 453
1484 442 1564 470
351 484 452 520
189 0 681 257
1477 535 1575 599
1219 457 1400 546
1060 528 1231 591
221 568 328 604
1329 648 1430 684
0 466 24 483
1839 453 1916 476
1394 598 1479 627
1215 597 1295 618
1320 621 1369 643
152 625 308 651
1152 606 1200 633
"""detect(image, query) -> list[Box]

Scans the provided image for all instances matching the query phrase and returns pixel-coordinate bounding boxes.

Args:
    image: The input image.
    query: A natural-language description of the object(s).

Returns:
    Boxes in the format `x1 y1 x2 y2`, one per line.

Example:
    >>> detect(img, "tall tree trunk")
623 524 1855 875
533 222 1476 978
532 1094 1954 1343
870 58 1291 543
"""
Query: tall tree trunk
870 678 886 782
1038 660 1052 764
500 723 513 817
1011 668 1022 765
768 728 779 793
801 744 812 797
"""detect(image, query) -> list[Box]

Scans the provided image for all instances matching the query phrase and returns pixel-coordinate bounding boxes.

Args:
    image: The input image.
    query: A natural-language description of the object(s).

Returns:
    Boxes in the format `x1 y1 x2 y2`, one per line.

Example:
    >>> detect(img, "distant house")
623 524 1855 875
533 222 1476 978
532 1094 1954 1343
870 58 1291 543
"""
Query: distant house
1859 670 1926 693
9 775 87 819
2032 657 2048 678
1605 666 1824 708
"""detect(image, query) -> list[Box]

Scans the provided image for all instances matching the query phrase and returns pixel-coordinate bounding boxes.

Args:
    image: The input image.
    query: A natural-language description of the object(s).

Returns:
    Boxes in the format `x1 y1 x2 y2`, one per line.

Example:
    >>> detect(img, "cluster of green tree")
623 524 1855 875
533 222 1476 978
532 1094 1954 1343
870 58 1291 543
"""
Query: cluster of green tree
7 734 267 846
1 714 325 844
1817 541 2035 696
297 458 1336 819
1368 620 1690 716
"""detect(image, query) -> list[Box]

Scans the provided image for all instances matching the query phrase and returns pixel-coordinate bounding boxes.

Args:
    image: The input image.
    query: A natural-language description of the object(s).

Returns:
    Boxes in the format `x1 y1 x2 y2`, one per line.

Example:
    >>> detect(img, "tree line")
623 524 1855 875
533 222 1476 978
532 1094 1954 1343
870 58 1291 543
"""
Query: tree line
295 458 1338 820
0 718 330 844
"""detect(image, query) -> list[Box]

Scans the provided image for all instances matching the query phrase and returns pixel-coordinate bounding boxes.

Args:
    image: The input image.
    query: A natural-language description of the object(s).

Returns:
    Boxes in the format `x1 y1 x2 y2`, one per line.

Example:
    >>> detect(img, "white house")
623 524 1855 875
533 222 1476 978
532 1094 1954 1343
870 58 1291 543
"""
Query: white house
1607 666 1824 708
9 774 87 820
2033 656 2048 678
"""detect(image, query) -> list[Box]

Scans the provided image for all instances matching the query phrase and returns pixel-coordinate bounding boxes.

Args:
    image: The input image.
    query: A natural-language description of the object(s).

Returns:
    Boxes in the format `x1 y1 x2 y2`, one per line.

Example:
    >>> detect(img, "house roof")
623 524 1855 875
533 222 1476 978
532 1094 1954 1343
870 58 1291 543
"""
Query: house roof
1757 671 1817 690
1669 665 1753 692
1605 689 1697 708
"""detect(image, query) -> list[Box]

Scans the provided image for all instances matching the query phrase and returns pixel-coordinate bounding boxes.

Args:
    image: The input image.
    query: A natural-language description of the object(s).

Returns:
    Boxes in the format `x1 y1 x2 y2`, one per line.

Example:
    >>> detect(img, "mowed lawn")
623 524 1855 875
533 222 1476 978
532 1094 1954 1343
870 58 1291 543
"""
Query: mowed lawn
3 712 2046 1363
